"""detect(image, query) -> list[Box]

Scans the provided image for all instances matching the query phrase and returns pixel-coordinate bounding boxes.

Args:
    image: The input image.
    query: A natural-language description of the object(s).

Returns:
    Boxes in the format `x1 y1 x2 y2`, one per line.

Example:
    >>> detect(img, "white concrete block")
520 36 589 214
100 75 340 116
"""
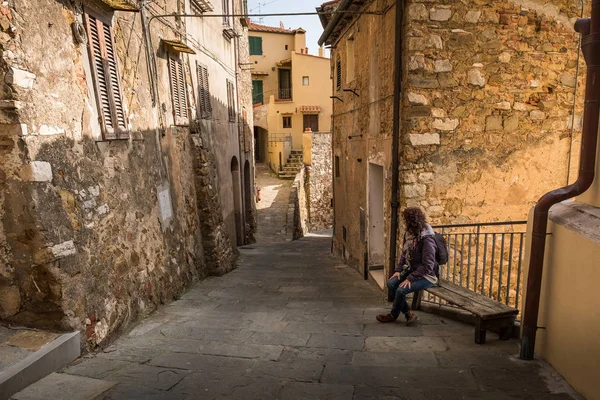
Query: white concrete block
409 133 441 146
6 67 36 89
432 118 459 131
51 241 76 258
20 161 52 182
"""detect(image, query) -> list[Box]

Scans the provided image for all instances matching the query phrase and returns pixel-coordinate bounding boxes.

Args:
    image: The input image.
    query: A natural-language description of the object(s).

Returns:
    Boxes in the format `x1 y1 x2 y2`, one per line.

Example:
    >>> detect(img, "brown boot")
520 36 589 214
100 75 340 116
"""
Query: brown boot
405 312 419 326
376 314 397 323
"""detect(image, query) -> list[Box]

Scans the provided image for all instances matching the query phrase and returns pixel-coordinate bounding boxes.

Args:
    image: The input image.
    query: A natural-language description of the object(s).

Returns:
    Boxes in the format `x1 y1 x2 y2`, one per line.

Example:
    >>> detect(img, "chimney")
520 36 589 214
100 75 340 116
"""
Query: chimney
318 46 324 58
306 47 309 54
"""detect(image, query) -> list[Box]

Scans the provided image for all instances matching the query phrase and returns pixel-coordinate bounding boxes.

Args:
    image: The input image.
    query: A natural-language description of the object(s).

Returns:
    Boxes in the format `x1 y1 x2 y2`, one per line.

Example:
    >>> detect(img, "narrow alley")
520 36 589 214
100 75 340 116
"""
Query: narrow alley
255 164 293 244
11 233 580 400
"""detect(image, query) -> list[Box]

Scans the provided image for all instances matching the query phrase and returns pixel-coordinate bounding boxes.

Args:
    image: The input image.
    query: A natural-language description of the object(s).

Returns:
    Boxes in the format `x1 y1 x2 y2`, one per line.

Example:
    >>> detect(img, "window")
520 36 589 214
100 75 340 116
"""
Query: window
336 59 342 91
335 156 340 178
302 76 309 86
249 36 263 55
346 37 355 83
285 44 288 50
169 55 189 126
190 0 214 14
252 80 263 104
283 116 292 129
303 114 319 132
227 79 236 122
222 0 230 26
84 9 129 140
197 63 212 119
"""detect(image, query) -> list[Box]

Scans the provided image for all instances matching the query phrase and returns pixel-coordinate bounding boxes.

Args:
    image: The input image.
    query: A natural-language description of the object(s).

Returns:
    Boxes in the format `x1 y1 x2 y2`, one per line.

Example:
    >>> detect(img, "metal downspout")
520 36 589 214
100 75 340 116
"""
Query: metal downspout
317 0 353 46
388 0 403 285
520 4 600 360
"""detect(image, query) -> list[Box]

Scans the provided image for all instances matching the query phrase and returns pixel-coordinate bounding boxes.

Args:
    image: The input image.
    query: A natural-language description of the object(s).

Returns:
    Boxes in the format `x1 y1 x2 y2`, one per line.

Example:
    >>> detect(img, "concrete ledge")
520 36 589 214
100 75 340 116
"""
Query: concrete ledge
549 200 600 244
0 332 80 399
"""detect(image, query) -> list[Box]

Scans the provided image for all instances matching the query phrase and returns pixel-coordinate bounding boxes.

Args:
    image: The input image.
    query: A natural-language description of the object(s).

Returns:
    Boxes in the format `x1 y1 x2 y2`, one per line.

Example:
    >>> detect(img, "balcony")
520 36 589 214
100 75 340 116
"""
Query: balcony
277 88 293 102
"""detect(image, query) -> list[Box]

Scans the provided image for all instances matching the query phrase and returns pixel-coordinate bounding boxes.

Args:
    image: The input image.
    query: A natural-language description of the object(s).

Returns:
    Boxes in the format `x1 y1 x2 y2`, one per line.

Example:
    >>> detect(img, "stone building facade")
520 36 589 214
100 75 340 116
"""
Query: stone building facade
0 0 255 348
318 0 585 275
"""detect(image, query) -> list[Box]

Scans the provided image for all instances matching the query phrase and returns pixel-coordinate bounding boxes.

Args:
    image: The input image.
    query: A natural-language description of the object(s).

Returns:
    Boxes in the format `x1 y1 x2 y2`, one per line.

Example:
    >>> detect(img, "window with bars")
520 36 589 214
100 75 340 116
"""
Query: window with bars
169 55 189 126
227 79 236 122
336 59 342 91
84 9 128 140
197 63 212 119
283 116 292 129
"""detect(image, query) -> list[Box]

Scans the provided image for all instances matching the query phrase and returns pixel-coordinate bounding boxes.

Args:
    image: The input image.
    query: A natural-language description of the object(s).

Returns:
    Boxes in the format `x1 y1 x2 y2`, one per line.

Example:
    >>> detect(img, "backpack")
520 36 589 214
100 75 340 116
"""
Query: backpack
433 232 448 265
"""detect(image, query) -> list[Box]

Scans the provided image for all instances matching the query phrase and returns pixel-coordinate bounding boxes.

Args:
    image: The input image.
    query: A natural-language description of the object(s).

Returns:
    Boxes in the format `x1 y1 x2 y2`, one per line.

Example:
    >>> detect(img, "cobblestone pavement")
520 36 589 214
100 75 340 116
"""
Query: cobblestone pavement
254 163 292 244
12 234 581 400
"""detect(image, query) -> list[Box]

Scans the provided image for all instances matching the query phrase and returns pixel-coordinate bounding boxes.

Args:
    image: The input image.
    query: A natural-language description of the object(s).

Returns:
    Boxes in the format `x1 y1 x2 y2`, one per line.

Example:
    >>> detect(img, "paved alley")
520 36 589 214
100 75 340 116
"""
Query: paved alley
12 234 581 400
255 163 293 244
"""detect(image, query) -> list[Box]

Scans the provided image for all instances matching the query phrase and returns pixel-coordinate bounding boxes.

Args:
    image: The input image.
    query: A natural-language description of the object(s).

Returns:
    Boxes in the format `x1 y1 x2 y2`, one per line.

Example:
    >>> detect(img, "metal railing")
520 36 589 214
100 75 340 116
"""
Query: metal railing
278 88 292 100
427 221 528 316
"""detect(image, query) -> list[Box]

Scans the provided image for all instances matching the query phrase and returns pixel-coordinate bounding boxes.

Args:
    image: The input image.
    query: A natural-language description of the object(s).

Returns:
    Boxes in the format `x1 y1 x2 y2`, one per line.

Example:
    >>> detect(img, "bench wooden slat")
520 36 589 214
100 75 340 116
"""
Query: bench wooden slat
426 280 518 320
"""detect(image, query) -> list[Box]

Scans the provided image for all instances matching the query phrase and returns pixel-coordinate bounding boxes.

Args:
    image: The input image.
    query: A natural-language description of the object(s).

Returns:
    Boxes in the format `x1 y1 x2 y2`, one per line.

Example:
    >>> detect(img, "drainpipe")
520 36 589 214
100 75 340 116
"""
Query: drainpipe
388 0 404 283
317 0 353 46
520 6 600 360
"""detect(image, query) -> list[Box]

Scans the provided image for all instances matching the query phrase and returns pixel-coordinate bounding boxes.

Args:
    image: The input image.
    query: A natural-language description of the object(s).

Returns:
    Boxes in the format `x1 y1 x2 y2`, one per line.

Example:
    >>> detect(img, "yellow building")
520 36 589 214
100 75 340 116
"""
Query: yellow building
249 21 332 177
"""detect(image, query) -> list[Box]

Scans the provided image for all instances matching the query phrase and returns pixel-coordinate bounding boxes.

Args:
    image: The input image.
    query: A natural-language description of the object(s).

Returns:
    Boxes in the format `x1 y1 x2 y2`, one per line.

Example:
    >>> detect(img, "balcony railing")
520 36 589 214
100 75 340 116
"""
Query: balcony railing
277 88 292 101
426 221 528 317
268 133 292 143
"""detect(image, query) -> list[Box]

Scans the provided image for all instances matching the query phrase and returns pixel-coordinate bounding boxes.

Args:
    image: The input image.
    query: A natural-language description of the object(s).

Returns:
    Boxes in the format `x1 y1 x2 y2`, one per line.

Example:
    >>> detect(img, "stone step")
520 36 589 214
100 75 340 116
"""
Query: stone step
0 330 80 399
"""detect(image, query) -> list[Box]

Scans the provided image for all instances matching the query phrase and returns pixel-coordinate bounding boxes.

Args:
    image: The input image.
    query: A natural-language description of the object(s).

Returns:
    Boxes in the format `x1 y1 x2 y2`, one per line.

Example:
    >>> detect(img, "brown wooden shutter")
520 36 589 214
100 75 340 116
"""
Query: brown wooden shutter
336 59 342 91
169 56 189 125
197 64 211 119
84 11 128 140
227 80 235 122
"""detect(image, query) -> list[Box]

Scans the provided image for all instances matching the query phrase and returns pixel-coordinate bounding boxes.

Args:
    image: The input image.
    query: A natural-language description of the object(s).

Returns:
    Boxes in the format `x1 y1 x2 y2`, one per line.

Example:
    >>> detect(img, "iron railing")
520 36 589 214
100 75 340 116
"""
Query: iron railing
278 88 292 100
268 133 292 143
427 221 528 316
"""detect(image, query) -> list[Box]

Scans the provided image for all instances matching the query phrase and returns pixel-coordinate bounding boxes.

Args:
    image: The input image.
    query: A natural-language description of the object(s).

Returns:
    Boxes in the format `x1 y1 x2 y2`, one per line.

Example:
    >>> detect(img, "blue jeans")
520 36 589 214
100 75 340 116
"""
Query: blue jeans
387 277 434 319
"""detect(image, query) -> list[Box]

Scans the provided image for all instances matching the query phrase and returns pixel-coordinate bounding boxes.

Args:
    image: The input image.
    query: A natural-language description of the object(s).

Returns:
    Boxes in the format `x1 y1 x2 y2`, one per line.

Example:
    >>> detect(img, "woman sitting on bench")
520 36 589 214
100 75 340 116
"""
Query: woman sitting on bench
377 207 438 326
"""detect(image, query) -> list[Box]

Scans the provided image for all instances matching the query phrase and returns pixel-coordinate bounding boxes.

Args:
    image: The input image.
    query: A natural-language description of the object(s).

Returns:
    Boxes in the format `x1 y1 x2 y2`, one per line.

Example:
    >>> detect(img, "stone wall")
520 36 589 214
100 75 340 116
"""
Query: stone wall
325 0 585 276
306 132 333 232
292 168 309 240
403 0 585 223
0 0 253 348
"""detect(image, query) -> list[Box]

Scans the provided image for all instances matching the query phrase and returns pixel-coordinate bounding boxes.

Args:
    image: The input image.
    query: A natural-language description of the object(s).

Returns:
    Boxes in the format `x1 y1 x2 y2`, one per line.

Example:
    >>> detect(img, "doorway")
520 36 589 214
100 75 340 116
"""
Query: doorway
244 160 252 228
303 114 319 133
368 163 385 270
231 157 244 246
278 69 292 100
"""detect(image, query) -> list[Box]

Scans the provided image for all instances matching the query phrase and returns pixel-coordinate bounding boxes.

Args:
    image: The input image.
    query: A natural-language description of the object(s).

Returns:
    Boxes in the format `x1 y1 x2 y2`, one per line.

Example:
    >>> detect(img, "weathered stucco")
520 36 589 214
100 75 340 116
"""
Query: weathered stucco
0 0 255 349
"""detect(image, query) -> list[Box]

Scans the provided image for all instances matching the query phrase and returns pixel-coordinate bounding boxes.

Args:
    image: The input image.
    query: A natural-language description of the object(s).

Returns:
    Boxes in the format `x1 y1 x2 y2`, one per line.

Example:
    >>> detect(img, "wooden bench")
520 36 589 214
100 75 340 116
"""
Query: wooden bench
411 280 519 344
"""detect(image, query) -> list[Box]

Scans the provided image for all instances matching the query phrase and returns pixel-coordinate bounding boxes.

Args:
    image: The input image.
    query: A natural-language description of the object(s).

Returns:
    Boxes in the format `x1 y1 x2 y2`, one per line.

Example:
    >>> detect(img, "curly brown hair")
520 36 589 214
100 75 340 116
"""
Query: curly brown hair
402 207 427 237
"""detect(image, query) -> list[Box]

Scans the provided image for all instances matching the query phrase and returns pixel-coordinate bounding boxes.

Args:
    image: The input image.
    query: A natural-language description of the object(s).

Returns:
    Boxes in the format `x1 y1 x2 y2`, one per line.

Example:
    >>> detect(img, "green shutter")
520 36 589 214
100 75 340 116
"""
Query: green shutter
249 36 262 56
252 80 263 104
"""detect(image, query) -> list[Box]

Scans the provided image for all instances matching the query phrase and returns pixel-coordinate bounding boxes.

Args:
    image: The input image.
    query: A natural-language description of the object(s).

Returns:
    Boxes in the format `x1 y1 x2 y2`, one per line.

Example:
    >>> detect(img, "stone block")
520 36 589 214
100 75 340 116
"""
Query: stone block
419 172 434 183
560 73 577 88
430 8 452 21
530 110 546 121
468 69 486 87
495 101 511 110
408 76 439 89
514 102 529 111
403 184 427 198
51 241 77 258
408 55 425 71
539 100 556 111
19 161 53 182
408 35 442 51
408 3 428 20
486 116 503 131
409 133 440 147
431 108 446 118
504 115 519 132
407 92 429 105
437 73 458 88
0 100 25 109
434 59 452 73
432 118 459 131
0 123 27 137
498 52 512 63
306 333 365 351
0 285 20 318
407 106 431 118
5 67 36 89
530 80 540 88
37 125 65 136
464 10 481 23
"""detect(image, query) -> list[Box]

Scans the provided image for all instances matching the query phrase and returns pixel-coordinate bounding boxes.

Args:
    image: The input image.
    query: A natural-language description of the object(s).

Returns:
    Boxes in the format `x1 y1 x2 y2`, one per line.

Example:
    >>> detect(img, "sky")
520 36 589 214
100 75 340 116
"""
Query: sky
247 0 330 57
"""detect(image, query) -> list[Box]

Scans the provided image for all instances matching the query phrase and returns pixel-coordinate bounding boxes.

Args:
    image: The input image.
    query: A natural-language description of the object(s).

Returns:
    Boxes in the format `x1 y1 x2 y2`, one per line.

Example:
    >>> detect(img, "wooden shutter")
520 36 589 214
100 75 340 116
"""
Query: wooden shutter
336 59 342 91
227 80 235 122
84 11 129 140
197 64 211 119
249 36 262 55
169 56 189 125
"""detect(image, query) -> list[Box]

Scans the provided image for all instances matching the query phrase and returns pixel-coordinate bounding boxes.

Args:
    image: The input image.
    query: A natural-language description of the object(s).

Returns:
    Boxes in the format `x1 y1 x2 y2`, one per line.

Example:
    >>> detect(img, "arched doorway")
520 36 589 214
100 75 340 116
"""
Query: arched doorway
231 157 243 246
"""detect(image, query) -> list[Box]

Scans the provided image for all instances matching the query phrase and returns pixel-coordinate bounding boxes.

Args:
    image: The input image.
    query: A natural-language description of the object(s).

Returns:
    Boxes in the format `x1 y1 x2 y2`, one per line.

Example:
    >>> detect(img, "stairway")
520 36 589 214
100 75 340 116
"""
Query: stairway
278 150 304 179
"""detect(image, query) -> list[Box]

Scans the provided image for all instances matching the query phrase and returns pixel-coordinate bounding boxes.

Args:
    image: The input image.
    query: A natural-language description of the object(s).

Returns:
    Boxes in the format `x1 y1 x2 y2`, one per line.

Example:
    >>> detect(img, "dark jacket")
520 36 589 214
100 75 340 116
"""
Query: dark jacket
396 224 438 282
